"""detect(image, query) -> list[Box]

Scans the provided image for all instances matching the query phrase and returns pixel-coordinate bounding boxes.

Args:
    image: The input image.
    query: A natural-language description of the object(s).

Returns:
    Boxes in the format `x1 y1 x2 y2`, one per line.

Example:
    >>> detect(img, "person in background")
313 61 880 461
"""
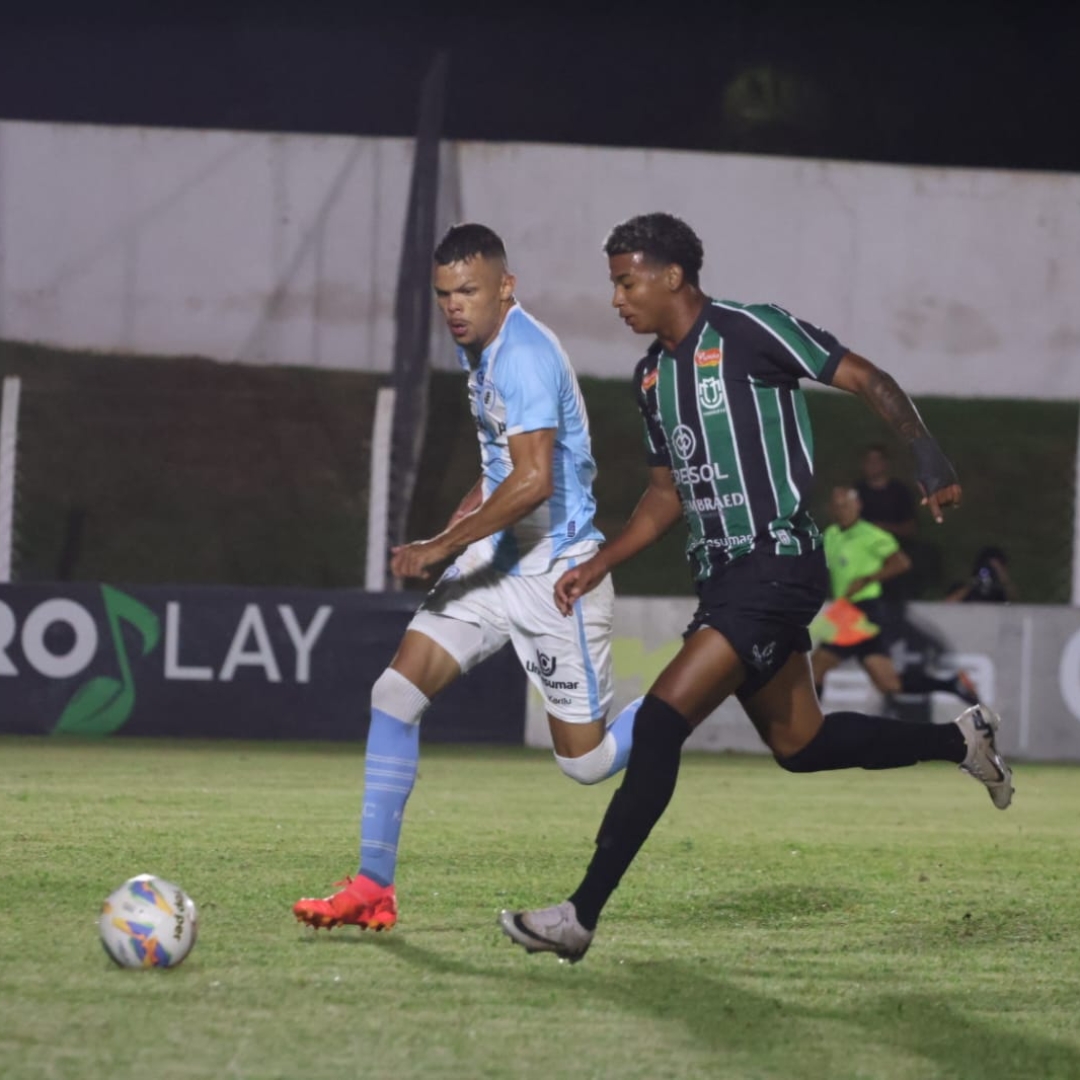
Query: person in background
945 546 1019 604
811 486 980 707
854 443 917 541
854 443 922 611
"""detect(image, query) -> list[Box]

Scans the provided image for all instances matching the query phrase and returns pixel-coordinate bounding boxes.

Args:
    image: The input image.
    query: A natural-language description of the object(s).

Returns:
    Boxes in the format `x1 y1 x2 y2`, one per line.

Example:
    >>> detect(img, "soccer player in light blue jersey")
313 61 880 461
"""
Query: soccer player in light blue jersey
294 223 640 932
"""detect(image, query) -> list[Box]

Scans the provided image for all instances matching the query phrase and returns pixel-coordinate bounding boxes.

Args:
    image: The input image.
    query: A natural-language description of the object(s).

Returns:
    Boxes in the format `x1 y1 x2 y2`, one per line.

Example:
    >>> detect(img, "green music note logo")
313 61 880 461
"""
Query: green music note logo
52 586 161 736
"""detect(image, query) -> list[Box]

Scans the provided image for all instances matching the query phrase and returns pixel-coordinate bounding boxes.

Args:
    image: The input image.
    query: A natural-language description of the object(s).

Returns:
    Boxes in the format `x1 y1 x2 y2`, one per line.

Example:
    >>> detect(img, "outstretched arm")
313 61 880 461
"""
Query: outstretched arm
831 352 961 523
445 478 484 528
390 428 555 580
554 466 683 615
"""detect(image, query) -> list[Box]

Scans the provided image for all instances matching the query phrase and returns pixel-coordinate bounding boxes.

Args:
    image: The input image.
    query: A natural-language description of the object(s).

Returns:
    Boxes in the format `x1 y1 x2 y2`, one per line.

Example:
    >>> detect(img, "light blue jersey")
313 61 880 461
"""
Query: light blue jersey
457 303 604 576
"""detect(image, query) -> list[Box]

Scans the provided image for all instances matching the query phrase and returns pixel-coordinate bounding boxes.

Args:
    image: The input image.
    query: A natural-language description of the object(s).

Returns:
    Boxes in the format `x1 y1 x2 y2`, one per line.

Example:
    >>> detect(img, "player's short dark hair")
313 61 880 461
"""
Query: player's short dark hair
433 223 507 266
603 212 704 287
864 443 890 458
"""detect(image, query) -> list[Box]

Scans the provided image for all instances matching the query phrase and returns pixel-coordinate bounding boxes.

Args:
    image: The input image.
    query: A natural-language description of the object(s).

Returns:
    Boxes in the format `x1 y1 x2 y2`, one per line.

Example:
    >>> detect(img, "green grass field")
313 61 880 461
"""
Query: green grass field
2 737 1079 1080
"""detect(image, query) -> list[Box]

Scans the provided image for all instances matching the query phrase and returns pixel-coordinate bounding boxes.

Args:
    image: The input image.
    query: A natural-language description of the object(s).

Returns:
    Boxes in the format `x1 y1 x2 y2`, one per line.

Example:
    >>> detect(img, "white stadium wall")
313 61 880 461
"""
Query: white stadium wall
0 122 415 371
1 119 1078 398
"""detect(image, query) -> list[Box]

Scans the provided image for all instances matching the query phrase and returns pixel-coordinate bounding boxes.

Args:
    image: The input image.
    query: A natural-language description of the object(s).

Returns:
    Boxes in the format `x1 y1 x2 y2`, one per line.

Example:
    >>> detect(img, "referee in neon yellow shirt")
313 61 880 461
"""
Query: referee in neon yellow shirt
812 486 978 705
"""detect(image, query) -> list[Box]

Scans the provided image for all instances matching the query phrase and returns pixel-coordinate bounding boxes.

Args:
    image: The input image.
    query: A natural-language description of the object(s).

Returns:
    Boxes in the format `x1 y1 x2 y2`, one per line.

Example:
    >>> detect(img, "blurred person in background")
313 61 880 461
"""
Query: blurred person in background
945 546 1018 604
811 485 980 706
500 212 1013 964
854 443 917 541
293 223 641 933
853 442 943 612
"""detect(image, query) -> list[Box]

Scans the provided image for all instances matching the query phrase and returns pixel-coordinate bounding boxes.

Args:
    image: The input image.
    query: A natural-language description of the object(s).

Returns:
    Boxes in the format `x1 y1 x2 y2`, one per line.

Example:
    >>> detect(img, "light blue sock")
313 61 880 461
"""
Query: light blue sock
605 695 642 778
358 707 420 887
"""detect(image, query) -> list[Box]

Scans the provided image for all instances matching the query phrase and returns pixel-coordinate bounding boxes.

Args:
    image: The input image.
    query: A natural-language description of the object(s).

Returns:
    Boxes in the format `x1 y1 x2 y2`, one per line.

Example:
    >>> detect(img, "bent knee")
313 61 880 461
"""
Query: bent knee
554 738 614 785
774 750 817 773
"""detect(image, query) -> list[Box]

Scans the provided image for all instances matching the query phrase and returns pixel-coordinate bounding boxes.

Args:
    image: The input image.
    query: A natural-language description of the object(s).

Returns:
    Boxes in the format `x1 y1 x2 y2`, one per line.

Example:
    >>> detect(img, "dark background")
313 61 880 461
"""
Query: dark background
1 2 1078 172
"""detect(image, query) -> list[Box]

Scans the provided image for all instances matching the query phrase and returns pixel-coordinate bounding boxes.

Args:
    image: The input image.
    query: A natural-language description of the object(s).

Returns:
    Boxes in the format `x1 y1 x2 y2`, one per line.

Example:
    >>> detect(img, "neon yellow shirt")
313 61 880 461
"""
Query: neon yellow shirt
822 519 899 603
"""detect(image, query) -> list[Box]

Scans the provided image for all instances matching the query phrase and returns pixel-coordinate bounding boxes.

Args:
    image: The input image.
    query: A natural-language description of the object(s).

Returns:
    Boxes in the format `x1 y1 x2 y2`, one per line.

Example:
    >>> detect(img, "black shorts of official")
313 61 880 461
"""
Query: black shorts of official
684 548 830 702
816 597 890 662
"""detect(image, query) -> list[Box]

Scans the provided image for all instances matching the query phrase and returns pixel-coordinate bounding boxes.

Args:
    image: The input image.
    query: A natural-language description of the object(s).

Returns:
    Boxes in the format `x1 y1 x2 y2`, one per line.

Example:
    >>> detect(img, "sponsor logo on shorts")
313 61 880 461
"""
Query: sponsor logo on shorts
536 650 557 678
526 652 580 691
750 641 777 670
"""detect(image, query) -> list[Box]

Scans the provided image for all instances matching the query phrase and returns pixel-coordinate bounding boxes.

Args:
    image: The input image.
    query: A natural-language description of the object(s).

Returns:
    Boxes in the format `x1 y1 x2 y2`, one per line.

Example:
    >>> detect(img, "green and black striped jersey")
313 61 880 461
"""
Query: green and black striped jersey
634 298 847 581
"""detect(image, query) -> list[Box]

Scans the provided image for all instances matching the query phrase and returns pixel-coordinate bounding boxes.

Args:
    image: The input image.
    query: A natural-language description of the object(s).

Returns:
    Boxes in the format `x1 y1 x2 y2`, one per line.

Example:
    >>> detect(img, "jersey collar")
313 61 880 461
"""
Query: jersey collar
658 296 714 361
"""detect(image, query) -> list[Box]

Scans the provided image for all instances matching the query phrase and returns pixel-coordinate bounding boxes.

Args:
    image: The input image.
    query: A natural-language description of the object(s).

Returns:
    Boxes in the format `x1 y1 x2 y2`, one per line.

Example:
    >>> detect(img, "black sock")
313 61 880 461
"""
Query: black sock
776 710 966 772
568 695 692 930
901 670 962 696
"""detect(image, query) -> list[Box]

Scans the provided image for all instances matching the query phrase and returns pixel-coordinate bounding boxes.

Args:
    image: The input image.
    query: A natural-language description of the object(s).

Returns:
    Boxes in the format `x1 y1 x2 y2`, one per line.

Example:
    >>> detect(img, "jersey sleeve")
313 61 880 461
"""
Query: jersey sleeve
634 359 669 467
743 303 848 385
496 343 561 435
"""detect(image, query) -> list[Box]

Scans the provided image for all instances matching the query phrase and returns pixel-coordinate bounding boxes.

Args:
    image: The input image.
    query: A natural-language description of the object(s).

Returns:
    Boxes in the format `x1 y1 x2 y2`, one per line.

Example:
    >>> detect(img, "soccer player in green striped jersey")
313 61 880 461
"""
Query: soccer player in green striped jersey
500 212 1014 963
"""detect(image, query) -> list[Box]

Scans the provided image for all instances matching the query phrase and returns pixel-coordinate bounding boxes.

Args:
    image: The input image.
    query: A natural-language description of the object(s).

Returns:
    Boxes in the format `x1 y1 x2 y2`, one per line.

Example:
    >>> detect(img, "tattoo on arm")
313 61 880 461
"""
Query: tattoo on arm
863 367 928 442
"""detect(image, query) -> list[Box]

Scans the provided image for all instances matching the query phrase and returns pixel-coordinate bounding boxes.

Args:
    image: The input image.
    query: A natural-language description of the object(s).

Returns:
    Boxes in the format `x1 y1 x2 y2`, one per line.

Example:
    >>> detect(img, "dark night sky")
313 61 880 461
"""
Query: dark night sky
1 2 1078 172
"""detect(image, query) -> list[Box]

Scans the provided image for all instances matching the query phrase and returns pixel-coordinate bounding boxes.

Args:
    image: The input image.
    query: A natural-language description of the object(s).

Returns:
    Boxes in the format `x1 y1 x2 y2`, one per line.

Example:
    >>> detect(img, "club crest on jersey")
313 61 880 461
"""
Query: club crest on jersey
698 376 724 411
641 368 659 392
694 346 723 367
672 424 697 461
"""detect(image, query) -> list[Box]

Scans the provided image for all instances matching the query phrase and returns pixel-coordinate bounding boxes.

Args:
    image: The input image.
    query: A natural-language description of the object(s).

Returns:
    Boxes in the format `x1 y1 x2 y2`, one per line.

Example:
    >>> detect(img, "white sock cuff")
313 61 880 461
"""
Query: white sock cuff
372 668 430 726
554 733 616 785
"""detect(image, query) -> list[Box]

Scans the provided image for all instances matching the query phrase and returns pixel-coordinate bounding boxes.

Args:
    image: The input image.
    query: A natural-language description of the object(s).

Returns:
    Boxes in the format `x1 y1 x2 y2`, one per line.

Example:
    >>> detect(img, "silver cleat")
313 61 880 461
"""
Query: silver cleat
499 900 594 963
956 704 1014 809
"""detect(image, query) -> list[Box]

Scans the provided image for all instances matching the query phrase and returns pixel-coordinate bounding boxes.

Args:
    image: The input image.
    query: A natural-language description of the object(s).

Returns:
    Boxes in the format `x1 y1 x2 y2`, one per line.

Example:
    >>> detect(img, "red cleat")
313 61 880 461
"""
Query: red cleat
292 874 398 931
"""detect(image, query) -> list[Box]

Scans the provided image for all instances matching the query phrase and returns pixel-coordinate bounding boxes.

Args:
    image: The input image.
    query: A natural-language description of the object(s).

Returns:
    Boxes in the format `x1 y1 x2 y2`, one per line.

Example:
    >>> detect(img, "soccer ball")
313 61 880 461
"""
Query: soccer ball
99 873 198 969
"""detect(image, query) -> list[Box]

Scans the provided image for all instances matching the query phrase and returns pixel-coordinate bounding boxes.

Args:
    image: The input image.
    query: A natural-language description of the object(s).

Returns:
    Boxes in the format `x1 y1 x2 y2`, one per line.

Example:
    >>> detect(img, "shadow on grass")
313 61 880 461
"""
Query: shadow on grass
703 884 864 927
365 932 1080 1080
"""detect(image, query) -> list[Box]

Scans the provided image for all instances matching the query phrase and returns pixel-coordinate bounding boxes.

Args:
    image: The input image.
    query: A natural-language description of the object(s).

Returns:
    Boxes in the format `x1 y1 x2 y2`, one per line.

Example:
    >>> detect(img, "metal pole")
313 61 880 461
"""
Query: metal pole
0 375 21 583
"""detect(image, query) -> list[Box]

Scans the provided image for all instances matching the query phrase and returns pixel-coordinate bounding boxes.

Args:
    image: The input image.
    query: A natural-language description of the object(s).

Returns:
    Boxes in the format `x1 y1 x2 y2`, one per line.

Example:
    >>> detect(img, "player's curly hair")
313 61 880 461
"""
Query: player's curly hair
434 223 507 266
603 212 704 287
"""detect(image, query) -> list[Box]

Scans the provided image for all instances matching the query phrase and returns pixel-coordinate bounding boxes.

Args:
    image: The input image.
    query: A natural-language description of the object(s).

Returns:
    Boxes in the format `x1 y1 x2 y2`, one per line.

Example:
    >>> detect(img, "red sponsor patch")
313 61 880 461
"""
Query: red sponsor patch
695 347 722 367
641 368 659 391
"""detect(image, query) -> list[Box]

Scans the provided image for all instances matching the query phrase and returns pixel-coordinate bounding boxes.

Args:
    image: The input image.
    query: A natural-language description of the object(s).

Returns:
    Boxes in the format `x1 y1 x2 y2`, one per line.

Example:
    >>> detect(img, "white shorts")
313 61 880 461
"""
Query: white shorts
407 546 614 724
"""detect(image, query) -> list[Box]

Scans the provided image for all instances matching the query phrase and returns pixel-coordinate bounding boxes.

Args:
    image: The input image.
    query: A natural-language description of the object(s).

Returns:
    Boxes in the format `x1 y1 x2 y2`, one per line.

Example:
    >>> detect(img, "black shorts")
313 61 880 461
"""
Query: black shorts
685 548 829 702
817 598 890 662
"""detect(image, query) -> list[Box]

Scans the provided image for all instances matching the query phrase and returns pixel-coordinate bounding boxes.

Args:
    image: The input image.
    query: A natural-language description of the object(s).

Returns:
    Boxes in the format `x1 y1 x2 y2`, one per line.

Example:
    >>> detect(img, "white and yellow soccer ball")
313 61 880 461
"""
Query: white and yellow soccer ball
99 874 198 969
